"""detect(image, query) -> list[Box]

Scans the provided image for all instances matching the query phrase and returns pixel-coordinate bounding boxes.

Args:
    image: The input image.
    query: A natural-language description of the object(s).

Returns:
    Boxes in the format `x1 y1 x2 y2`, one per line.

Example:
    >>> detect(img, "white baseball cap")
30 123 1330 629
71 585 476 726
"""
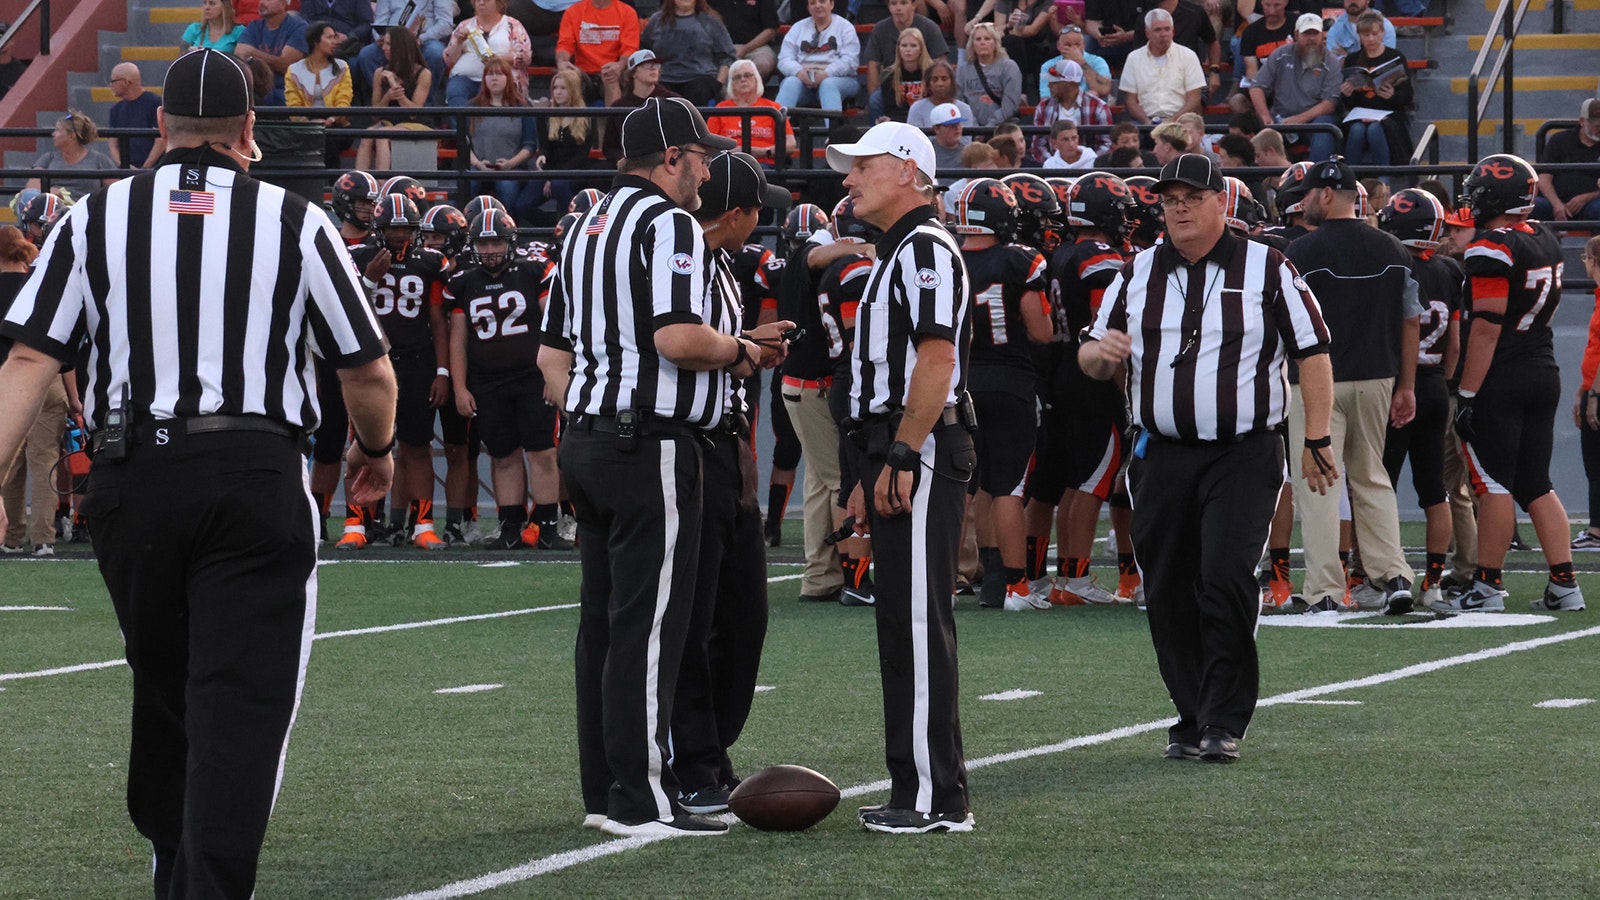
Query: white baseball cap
1042 59 1083 87
826 121 939 180
1295 12 1324 33
928 102 965 126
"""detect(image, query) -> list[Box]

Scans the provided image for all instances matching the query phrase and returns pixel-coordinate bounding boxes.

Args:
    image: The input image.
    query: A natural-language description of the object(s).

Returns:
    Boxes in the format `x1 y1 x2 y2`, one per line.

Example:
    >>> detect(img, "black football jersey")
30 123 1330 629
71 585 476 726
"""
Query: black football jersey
814 252 874 372
731 243 785 332
1411 252 1463 370
777 242 833 380
1463 221 1563 369
964 243 1048 379
348 242 449 355
1047 237 1127 416
445 259 551 378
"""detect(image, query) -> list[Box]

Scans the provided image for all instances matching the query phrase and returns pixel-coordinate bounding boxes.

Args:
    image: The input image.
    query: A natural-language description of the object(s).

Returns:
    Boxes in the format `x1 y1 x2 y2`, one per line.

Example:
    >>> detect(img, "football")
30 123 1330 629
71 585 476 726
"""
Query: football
727 765 841 831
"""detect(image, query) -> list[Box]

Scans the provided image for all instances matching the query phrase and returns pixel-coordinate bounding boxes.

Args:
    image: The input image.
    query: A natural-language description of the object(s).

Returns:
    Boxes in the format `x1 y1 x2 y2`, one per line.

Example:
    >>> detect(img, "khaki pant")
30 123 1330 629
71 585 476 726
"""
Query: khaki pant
781 382 843 595
1290 378 1413 601
1441 394 1478 579
2 377 70 547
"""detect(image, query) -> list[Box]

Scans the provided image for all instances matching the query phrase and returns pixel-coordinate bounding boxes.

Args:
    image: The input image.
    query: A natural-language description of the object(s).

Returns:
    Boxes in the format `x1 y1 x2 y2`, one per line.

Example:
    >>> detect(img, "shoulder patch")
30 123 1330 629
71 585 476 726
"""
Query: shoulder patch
915 267 941 289
669 252 696 275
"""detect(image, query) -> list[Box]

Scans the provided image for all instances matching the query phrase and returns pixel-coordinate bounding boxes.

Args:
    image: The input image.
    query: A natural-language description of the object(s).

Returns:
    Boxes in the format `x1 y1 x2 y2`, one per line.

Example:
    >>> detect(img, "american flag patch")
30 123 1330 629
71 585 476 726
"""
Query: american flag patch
584 214 607 235
168 189 215 215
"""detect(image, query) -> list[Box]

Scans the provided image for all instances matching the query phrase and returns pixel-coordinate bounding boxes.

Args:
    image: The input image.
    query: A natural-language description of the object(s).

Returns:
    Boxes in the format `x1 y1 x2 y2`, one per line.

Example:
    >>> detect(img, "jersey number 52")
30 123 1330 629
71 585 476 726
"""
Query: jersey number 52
467 291 530 339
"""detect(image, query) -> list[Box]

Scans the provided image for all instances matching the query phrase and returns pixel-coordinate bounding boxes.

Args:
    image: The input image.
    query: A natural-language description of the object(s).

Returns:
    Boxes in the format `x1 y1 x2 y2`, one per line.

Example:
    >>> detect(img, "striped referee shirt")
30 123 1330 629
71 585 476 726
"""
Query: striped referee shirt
0 153 387 432
550 175 727 428
850 206 971 419
709 249 749 417
1087 230 1330 442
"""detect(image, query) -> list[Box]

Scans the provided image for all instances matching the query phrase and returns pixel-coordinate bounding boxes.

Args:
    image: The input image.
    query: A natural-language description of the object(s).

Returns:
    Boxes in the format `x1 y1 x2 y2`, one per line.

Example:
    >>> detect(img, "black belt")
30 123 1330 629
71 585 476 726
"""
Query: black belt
851 406 962 433
1146 424 1284 446
94 414 308 455
709 411 751 439
572 413 707 441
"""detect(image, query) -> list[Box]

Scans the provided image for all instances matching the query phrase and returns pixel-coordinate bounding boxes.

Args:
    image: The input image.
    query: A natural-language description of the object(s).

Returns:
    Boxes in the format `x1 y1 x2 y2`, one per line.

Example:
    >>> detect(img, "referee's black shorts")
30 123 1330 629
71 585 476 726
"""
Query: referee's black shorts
470 370 559 457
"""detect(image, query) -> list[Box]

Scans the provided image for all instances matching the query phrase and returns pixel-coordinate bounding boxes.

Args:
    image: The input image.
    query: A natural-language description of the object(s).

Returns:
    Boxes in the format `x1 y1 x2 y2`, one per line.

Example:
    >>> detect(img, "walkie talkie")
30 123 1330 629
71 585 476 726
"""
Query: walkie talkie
93 383 131 461
615 408 639 453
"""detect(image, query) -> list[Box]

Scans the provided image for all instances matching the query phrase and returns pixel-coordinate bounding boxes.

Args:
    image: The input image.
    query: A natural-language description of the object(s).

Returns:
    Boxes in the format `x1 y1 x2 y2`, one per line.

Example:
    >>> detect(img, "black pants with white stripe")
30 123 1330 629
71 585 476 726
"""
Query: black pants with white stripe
79 431 317 899
853 420 975 815
564 426 705 824
671 428 770 793
1128 431 1284 744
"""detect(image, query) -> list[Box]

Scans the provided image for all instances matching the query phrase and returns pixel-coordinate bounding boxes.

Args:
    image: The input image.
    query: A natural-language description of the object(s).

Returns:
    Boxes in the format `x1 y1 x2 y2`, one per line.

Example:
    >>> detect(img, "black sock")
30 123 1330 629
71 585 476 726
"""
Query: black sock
1004 566 1025 586
766 483 790 529
447 507 464 526
533 502 559 525
1424 553 1446 588
1476 566 1503 589
1118 553 1137 576
498 505 527 530
1550 561 1576 586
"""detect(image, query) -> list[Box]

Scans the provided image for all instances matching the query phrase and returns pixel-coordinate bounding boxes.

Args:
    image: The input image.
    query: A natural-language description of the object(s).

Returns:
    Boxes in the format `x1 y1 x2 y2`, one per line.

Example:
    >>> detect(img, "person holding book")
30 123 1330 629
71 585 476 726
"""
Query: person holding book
1337 11 1411 169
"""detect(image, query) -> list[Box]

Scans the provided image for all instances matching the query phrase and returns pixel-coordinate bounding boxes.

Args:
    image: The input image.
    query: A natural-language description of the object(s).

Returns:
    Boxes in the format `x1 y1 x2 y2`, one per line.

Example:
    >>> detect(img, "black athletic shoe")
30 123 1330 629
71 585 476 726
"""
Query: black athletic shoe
599 814 728 837
799 588 843 603
537 528 576 551
1164 742 1201 761
840 586 875 606
859 807 974 834
679 787 731 814
483 527 526 550
1198 727 1240 763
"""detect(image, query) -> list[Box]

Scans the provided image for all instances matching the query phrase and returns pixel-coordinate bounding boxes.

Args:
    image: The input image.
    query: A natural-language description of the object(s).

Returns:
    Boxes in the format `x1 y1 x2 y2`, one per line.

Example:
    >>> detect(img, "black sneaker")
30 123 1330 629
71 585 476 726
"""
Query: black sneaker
537 528 576 551
679 786 731 814
599 814 728 837
1164 742 1200 761
1383 575 1414 616
799 588 842 603
442 522 467 546
859 806 974 834
1198 727 1239 763
840 586 875 606
483 527 526 550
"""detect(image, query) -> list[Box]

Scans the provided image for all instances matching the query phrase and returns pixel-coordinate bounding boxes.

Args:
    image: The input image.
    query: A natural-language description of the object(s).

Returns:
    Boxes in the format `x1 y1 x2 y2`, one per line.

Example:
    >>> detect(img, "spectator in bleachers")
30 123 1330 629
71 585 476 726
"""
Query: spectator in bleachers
1119 8 1204 126
300 0 375 55
242 55 279 105
519 0 581 39
1229 110 1264 138
358 1 454 102
235 0 260 25
1231 0 1292 113
709 58 796 161
775 0 861 115
181 0 248 53
1252 125 1289 166
1248 13 1340 160
955 23 1021 127
448 0 534 107
604 49 681 160
990 120 1030 164
1149 0 1222 90
1175 111 1217 158
710 0 781 78
917 0 969 55
1326 0 1392 60
864 0 949 120
1151 120 1190 164
929 101 970 172
357 27 436 170
1039 25 1111 99
467 57 542 220
874 28 936 122
641 0 738 105
1337 10 1411 170
960 139 1004 169
1031 60 1111 160
286 22 356 165
1092 120 1153 166
968 0 1059 85
1084 0 1141 68
1217 130 1254 168
25 112 117 202
234 0 309 100
1534 98 1600 222
1040 119 1095 169
0 21 28 102
906 59 973 127
107 63 166 170
557 0 638 106
529 68 596 223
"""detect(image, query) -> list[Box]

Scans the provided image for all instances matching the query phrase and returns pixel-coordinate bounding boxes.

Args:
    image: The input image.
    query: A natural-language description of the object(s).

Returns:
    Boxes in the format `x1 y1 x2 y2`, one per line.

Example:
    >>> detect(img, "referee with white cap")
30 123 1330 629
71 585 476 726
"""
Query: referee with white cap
0 49 395 896
832 121 977 834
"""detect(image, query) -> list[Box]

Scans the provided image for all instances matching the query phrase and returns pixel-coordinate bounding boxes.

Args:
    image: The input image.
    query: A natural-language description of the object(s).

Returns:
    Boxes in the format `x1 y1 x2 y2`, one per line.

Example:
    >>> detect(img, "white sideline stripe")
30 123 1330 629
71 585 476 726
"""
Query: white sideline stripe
979 689 1043 701
0 605 74 611
1534 698 1595 708
435 684 504 695
1283 699 1364 706
314 605 579 639
388 623 1600 899
0 659 128 682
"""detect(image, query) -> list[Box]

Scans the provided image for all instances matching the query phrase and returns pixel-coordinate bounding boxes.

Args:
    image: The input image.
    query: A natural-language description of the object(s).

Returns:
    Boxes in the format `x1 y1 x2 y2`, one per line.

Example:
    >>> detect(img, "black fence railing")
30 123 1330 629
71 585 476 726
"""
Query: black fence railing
0 0 51 57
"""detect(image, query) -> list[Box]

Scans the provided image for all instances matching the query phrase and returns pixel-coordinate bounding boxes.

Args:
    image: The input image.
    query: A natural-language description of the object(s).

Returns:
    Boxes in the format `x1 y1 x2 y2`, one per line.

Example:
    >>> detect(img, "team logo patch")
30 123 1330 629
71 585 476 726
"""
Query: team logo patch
915 267 941 289
669 252 696 275
1293 276 1310 293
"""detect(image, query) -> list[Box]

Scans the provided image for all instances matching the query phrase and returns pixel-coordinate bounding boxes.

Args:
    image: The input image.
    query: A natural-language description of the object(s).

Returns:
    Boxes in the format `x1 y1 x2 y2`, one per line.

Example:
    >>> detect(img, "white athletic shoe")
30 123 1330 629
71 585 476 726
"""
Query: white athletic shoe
1531 580 1586 611
1428 580 1506 613
1061 574 1121 605
582 813 607 830
600 815 728 837
1421 583 1443 610
461 520 484 546
1349 580 1388 611
557 513 578 544
1003 580 1051 610
1025 575 1052 606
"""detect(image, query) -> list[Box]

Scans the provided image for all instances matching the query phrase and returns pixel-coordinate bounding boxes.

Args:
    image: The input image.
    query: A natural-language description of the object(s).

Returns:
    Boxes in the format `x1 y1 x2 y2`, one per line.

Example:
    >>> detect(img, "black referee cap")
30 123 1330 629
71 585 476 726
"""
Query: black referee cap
698 151 792 216
163 49 252 119
1153 153 1225 194
621 97 735 159
1305 157 1359 191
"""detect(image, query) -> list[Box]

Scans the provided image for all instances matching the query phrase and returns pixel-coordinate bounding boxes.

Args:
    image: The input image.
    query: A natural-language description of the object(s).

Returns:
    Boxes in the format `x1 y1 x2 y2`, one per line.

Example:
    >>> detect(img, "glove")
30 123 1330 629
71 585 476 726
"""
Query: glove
1453 393 1475 442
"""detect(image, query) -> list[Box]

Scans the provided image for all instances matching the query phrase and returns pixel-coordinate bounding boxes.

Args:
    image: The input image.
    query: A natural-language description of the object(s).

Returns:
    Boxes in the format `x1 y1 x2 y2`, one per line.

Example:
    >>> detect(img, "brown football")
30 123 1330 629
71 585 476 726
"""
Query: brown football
727 765 840 831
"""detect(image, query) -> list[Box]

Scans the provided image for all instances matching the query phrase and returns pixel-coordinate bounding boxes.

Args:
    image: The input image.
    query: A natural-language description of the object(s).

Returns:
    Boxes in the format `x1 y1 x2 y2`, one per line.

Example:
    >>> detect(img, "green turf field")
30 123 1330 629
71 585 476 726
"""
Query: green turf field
3 525 1599 899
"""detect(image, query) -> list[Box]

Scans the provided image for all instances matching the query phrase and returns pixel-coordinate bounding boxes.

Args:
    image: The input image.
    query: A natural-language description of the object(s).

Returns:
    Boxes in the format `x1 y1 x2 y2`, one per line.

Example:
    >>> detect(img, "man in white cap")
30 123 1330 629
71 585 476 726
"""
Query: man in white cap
1249 13 1342 161
829 122 976 833
927 102 969 174
1031 57 1113 161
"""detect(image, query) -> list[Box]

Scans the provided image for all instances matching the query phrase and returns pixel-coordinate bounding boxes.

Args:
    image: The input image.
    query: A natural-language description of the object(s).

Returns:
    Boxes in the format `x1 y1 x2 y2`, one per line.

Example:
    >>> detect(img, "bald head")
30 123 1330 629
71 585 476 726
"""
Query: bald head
110 63 144 99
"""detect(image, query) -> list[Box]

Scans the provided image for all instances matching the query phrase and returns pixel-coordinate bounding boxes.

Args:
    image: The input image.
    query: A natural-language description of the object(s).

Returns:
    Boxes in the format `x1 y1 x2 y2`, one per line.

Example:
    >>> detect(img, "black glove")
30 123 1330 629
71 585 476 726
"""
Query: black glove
1453 393 1475 442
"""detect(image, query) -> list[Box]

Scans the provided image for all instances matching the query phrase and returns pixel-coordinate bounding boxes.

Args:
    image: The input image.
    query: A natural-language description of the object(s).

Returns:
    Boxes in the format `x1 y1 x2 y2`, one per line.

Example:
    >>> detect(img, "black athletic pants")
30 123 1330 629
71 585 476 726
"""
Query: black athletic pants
564 423 705 824
1129 431 1284 744
79 429 317 899
670 427 770 792
1384 365 1450 509
851 418 975 815
1583 403 1600 529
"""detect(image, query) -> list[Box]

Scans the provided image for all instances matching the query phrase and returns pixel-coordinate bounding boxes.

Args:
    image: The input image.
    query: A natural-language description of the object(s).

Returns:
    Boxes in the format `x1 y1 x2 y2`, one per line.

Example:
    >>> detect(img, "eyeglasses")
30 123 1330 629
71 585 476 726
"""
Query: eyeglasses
1159 191 1216 211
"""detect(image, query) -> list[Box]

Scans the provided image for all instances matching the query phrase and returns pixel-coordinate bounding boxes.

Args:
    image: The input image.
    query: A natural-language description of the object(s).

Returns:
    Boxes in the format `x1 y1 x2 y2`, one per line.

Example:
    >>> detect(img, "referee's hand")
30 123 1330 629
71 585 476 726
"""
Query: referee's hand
344 444 394 505
1300 447 1340 496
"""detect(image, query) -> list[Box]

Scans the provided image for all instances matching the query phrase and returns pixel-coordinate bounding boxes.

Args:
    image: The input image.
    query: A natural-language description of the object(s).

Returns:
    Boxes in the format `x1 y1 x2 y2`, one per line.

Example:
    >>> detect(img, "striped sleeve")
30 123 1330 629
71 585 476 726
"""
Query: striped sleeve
900 230 961 341
1268 254 1331 358
0 204 89 361
540 261 573 352
300 204 389 368
649 208 708 328
1086 260 1133 341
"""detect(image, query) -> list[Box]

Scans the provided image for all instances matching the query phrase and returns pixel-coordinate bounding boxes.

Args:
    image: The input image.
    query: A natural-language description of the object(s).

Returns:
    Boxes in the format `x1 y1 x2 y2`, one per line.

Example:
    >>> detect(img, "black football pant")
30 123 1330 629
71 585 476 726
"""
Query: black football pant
564 424 704 824
79 430 317 899
852 419 975 815
1129 431 1283 744
671 428 770 793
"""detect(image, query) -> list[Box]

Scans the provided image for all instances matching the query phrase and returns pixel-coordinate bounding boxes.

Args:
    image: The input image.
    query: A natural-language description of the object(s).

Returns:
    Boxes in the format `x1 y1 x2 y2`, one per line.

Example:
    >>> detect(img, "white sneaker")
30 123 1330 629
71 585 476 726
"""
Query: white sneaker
1062 574 1121 605
1429 580 1506 613
1003 582 1051 610
1349 580 1388 611
1531 580 1586 611
461 520 484 546
1421 583 1443 609
599 814 728 837
1025 575 1052 606
582 813 607 830
557 513 578 544
32 544 53 558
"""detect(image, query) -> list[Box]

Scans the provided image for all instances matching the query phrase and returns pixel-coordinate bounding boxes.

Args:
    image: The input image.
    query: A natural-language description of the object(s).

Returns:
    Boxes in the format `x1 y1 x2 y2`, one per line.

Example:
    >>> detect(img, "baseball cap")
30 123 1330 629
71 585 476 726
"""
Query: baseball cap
1305 157 1358 191
929 102 965 126
1042 59 1084 87
1295 12 1325 33
621 96 736 158
627 49 659 70
163 48 253 118
698 150 793 215
826 121 939 181
1582 98 1600 120
1153 153 1225 194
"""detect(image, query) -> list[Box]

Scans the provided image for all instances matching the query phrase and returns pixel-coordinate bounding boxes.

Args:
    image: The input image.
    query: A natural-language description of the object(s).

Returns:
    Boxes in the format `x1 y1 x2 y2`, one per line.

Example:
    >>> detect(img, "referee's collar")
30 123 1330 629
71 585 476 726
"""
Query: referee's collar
874 204 939 259
611 173 675 206
1155 228 1238 273
158 144 245 175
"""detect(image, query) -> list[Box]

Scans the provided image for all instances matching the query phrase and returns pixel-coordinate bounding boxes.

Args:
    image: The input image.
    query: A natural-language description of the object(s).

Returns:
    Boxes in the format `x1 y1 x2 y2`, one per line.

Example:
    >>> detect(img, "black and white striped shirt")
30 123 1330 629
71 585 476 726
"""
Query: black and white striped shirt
1087 230 1330 442
551 175 726 428
709 249 748 417
0 153 388 432
850 207 971 419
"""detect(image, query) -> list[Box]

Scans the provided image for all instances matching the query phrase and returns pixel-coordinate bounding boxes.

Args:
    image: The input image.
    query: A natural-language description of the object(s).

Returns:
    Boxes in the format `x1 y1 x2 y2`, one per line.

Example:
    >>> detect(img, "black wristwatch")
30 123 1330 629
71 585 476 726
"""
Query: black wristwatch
356 431 398 458
887 440 919 472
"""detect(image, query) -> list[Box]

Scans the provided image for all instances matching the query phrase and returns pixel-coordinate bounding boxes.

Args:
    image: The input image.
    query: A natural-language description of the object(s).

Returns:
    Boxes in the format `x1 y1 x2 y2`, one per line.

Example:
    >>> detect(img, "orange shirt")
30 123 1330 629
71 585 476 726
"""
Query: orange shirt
1582 287 1600 391
557 0 641 74
708 98 795 157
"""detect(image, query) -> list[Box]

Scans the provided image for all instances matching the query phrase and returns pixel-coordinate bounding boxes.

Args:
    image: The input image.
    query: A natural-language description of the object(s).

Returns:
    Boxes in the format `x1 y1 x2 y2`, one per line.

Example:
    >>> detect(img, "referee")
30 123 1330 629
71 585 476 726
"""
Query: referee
0 49 396 897
537 97 786 838
829 122 977 834
1080 154 1335 764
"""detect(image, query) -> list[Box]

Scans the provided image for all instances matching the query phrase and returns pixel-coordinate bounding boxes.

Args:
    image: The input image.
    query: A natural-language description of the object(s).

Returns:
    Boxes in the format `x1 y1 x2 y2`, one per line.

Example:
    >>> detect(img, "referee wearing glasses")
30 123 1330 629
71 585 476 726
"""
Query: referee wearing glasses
0 50 396 896
1080 154 1336 764
539 98 786 838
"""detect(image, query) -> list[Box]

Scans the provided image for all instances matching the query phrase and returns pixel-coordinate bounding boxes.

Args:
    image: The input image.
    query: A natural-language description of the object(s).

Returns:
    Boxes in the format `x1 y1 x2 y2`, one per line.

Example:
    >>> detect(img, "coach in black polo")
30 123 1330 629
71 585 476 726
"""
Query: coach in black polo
1080 154 1336 764
538 97 785 838
0 49 396 896
830 122 976 833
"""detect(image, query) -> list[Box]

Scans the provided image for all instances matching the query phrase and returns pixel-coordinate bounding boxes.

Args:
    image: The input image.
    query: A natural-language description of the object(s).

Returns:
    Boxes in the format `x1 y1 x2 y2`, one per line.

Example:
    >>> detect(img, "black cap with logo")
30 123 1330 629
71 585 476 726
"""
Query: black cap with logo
163 49 253 118
1153 153 1225 194
1305 157 1359 191
698 151 792 215
621 97 736 159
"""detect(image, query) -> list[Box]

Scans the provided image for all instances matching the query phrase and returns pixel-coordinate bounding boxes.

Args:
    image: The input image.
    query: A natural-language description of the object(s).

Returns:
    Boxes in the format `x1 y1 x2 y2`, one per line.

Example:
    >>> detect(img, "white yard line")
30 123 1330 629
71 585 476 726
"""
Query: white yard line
387 623 1600 900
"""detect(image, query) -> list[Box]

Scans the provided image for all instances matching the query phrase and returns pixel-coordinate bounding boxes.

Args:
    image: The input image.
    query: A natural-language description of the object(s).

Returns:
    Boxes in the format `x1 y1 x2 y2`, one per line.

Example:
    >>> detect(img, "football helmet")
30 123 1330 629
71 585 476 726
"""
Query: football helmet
554 212 580 241
462 194 508 225
17 193 64 247
1275 161 1315 221
949 178 1020 240
420 204 469 259
379 175 429 207
1376 188 1447 251
1461 153 1538 222
330 170 380 227
1000 172 1063 250
373 193 422 253
830 196 881 243
1122 175 1165 247
1066 172 1135 243
1222 176 1254 234
569 188 605 215
782 203 830 254
470 209 519 270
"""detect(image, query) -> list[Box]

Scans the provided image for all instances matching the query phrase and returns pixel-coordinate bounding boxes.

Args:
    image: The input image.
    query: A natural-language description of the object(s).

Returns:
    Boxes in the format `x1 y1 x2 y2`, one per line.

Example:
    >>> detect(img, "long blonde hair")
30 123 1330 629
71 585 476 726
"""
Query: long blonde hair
965 22 1008 63
887 28 934 110
546 68 591 143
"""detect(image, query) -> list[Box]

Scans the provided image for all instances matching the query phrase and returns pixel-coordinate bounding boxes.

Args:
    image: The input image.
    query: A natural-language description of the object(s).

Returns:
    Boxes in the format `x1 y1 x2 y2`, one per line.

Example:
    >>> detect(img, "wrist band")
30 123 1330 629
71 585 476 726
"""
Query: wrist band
362 276 377 290
356 432 397 458
1457 389 1476 400
1304 435 1331 449
729 337 754 372
436 367 450 377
